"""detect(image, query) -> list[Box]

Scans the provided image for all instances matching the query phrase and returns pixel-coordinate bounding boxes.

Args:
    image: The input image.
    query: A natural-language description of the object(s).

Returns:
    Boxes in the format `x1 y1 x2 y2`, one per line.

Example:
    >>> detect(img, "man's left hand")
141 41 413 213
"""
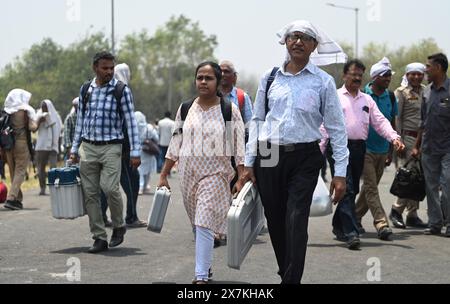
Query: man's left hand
130 157 141 170
330 176 346 204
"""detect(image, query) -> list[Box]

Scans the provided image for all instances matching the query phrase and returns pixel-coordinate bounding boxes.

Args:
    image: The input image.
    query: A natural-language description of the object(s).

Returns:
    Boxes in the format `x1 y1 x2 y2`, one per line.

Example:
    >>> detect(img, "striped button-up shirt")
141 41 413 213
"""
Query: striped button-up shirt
245 61 349 177
71 78 141 158
63 110 77 149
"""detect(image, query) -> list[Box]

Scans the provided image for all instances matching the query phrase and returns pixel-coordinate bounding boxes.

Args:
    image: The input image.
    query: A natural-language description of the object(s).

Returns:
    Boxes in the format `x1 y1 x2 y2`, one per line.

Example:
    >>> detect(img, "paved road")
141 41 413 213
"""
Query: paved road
0 167 449 284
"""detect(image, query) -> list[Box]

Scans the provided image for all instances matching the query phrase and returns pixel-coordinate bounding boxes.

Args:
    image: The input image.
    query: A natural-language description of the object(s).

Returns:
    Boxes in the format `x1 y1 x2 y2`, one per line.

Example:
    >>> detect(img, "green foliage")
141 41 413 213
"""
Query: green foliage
0 33 109 117
117 15 217 121
0 15 217 122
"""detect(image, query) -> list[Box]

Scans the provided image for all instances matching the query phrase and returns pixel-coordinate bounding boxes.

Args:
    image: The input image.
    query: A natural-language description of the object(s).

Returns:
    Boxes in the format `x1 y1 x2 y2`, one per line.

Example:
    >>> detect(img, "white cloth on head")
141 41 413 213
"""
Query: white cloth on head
401 63 426 86
4 89 36 120
114 63 131 85
277 20 347 66
69 97 80 115
35 100 63 153
370 57 395 78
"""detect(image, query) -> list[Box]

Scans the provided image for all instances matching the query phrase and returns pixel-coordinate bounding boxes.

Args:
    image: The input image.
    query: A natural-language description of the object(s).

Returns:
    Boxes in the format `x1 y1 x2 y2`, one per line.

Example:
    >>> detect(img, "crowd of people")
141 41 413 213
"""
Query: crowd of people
1 19 449 285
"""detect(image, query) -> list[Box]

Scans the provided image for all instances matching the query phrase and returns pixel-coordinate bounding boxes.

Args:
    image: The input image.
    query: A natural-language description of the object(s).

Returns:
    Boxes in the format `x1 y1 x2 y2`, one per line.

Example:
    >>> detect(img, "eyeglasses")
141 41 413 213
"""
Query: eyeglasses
196 75 216 82
286 33 315 43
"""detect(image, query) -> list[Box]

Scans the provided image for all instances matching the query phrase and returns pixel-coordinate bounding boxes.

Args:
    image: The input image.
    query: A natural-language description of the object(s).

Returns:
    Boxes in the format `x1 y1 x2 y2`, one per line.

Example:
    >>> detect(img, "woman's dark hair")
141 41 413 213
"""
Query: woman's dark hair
195 61 223 97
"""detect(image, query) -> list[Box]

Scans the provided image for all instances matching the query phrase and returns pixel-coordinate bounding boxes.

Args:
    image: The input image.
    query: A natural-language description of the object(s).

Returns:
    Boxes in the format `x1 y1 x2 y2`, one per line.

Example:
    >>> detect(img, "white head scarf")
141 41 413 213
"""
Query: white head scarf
370 57 395 78
4 89 36 120
277 20 347 66
69 97 79 115
114 63 131 85
38 100 62 151
40 100 62 131
401 63 426 87
134 111 148 142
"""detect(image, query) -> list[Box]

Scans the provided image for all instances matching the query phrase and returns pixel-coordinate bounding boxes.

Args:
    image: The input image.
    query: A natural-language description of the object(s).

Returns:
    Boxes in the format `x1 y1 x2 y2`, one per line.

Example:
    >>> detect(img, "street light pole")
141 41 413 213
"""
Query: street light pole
326 3 359 58
111 0 115 55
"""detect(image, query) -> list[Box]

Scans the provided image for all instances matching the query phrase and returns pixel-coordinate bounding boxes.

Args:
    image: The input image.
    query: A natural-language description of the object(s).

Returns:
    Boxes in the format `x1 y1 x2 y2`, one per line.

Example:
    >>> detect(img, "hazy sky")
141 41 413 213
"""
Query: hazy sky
2 0 450 77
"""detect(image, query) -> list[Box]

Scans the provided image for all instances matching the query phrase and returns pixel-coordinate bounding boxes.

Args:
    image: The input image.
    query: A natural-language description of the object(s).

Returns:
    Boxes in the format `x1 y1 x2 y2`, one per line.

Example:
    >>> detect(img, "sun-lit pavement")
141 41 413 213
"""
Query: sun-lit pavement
1 168 449 284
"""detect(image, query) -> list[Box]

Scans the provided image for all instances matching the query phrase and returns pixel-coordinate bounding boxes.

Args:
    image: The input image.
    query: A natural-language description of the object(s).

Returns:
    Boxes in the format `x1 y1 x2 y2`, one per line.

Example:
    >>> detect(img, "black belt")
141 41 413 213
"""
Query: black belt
402 130 419 138
82 138 123 146
259 141 319 153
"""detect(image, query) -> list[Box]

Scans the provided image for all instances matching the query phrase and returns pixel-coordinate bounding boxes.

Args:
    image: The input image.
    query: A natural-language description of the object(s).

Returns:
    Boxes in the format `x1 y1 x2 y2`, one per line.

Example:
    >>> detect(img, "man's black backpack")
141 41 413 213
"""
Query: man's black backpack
80 80 130 157
0 110 15 151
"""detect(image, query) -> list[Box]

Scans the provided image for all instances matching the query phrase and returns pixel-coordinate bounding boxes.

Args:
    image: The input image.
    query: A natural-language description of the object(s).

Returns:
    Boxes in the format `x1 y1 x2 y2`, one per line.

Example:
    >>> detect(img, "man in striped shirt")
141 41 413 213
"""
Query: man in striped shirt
70 52 141 254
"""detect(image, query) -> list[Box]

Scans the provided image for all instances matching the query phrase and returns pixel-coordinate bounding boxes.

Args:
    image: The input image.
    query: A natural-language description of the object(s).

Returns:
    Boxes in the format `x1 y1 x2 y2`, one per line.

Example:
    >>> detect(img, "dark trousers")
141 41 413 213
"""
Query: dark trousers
157 146 168 173
101 158 140 224
327 140 366 239
255 142 323 284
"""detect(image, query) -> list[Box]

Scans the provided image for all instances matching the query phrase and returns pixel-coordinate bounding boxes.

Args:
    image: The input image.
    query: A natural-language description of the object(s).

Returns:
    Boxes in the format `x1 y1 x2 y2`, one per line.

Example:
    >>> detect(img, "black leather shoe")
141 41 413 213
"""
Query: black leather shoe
346 235 360 250
378 227 393 241
406 217 429 228
424 226 442 235
88 239 108 254
109 226 126 247
445 227 450 238
4 200 23 210
357 222 366 235
389 209 406 229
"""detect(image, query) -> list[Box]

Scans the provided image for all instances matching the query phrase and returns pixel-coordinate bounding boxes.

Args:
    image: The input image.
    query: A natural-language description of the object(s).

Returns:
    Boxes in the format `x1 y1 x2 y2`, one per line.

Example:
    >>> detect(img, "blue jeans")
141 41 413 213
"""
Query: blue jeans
157 146 168 173
101 158 140 224
422 152 450 229
327 141 366 239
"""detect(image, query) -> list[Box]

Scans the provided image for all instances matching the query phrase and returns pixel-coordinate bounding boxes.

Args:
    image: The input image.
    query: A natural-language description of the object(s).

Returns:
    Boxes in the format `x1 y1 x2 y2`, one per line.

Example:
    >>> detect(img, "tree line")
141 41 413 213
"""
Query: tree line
0 15 445 122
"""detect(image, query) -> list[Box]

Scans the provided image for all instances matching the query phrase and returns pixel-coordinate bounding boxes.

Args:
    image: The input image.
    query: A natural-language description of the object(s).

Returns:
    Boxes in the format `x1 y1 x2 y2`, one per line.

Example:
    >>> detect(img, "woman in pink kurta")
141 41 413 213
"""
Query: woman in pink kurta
158 62 245 284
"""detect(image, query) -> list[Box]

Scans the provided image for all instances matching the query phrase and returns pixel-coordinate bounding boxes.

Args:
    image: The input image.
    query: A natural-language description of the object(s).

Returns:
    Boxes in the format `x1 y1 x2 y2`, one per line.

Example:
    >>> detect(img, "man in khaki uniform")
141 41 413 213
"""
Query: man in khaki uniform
3 89 37 211
389 63 428 229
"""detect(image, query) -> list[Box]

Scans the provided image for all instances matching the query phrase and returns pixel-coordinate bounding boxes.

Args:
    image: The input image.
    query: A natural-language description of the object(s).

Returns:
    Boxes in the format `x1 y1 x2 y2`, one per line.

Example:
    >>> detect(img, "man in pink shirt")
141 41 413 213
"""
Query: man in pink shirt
323 59 404 250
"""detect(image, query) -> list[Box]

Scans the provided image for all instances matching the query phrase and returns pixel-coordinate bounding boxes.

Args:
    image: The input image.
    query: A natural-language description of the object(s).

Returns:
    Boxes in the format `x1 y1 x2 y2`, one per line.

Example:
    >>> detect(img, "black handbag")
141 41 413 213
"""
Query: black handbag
142 138 160 156
390 158 426 201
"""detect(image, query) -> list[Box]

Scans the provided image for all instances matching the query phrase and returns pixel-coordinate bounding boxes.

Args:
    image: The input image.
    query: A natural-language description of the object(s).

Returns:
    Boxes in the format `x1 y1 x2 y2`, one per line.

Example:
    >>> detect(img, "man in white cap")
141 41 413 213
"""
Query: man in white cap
63 97 79 160
237 20 349 284
355 57 397 240
389 63 428 229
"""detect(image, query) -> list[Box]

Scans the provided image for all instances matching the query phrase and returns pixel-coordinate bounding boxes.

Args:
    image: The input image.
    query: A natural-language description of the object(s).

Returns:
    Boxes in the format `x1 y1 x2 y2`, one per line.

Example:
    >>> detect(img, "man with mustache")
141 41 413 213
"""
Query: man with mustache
70 52 141 253
322 59 404 249
389 63 428 229
355 57 401 241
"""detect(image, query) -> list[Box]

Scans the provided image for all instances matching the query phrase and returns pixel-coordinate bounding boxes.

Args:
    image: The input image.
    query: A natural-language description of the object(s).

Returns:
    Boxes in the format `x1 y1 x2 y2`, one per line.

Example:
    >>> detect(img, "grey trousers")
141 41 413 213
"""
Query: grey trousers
79 142 124 241
421 152 450 229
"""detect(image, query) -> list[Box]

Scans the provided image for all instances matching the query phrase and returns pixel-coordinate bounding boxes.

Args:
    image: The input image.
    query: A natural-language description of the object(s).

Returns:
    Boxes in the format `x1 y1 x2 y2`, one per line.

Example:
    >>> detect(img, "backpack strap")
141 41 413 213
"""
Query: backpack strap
265 67 280 117
236 87 245 114
80 80 92 119
220 98 233 157
173 99 195 136
112 80 127 120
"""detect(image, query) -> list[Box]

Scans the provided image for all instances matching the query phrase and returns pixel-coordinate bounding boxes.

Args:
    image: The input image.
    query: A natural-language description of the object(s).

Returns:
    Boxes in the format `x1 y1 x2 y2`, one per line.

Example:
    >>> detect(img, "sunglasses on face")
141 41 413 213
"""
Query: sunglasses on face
286 33 315 43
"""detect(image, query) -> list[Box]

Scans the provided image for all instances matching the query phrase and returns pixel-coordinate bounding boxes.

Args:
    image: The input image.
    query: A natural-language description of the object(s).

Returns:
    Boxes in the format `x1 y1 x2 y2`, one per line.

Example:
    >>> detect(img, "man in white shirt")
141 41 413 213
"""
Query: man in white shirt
157 111 175 173
237 20 348 284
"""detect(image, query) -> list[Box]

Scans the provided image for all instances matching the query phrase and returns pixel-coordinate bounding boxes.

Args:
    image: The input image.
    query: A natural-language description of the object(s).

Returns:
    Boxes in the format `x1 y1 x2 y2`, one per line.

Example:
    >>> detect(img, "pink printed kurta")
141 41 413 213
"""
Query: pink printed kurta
166 101 245 234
